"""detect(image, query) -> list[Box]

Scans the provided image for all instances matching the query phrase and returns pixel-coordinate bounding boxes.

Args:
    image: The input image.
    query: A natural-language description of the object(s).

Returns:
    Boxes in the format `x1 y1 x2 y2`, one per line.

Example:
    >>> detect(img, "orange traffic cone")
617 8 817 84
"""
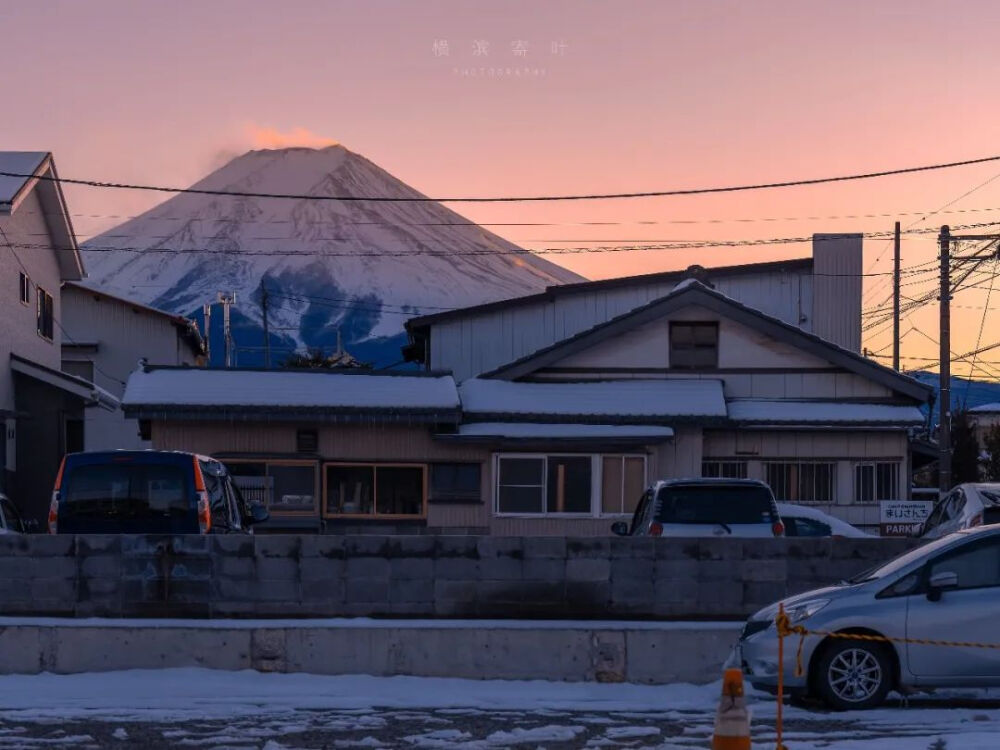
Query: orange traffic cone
711 668 751 750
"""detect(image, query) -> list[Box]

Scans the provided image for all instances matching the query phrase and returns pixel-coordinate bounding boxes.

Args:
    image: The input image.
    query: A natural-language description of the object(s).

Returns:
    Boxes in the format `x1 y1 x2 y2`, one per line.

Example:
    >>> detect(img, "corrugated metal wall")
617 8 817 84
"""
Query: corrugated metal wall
812 234 863 352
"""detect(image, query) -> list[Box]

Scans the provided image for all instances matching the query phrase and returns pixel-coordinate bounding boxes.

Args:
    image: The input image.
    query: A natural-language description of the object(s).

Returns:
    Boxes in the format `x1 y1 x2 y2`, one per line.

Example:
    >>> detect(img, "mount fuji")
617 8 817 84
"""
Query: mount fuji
81 145 585 367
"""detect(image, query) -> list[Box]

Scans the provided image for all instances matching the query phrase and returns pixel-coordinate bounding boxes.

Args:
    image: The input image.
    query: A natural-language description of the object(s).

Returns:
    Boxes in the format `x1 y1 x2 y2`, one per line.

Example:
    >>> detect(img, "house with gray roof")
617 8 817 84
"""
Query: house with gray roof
0 152 119 522
127 234 931 534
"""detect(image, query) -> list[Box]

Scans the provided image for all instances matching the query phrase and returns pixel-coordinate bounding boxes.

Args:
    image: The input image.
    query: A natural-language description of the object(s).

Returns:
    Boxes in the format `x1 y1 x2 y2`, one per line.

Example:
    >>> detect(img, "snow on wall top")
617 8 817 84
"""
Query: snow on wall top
969 402 1000 414
123 367 460 411
727 399 925 425
456 423 675 439
458 378 727 419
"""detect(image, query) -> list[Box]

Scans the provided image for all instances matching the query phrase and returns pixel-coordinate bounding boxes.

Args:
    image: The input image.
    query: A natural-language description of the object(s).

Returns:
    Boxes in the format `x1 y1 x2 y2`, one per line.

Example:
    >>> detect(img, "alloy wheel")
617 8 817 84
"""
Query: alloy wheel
827 648 883 703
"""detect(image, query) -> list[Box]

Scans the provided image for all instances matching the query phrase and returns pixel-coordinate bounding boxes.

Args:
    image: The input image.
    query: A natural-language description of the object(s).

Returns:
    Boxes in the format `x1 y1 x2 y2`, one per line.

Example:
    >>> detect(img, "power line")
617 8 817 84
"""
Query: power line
5 153 1000 203
963 256 999 404
7 223 998 259
862 169 1000 308
0 227 127 387
19 202 1000 228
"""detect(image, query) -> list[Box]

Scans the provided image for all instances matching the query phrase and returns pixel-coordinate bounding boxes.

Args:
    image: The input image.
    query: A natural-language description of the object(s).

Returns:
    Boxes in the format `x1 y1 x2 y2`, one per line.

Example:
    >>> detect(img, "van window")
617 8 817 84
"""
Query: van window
62 463 191 521
655 484 775 525
784 516 832 537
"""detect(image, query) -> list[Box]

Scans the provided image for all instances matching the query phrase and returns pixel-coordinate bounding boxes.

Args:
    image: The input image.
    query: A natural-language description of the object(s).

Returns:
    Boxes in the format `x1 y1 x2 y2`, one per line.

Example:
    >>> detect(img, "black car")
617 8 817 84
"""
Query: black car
49 450 268 534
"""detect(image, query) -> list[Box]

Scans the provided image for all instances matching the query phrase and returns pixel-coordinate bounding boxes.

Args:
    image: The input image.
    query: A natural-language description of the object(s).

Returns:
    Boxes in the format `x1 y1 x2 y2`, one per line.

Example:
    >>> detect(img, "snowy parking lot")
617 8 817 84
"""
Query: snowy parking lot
0 669 998 749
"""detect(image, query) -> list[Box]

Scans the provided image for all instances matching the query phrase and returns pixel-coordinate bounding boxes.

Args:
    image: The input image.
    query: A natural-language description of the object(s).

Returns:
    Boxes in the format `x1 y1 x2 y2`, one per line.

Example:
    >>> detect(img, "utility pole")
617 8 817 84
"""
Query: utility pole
892 221 901 371
259 278 271 369
218 292 237 369
202 303 212 364
939 225 951 494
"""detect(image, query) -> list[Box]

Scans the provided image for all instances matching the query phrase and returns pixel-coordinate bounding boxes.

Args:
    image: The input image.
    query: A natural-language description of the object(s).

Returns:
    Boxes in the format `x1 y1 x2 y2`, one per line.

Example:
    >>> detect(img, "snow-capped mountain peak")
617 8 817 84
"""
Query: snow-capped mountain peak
82 146 585 365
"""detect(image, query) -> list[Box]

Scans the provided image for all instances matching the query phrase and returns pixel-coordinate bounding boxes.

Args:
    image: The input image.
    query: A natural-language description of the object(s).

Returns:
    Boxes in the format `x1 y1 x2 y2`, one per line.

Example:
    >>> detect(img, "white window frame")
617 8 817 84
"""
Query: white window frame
701 459 749 479
600 454 649 517
763 460 837 504
493 452 647 518
854 461 900 505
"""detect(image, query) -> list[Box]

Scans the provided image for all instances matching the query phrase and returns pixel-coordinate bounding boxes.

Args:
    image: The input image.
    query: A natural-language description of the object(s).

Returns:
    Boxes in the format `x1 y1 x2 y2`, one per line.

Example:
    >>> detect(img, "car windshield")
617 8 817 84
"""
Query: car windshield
847 534 963 583
61 463 191 521
655 484 775 525
980 489 1000 508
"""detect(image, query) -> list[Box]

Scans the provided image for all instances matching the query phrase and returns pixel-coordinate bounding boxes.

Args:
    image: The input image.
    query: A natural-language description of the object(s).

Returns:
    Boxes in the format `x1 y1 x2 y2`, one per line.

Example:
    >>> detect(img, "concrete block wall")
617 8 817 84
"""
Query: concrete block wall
0 534 920 619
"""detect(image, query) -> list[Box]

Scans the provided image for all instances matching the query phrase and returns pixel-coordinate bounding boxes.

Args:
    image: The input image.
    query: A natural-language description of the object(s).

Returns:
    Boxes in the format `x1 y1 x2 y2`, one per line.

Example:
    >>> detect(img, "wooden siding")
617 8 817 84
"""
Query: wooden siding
431 268 815 380
151 421 710 536
153 421 495 529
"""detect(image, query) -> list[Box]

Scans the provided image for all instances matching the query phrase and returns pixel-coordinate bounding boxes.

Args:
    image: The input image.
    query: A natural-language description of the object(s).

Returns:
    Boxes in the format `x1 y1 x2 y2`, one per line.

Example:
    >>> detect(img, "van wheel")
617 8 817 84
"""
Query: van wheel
814 640 892 710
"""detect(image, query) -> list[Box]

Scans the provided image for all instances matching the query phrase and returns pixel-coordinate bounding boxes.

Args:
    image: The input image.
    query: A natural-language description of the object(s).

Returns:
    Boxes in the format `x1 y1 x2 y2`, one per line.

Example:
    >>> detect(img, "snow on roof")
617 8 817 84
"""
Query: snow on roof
458 378 727 420
456 423 675 440
671 277 702 293
0 152 47 208
969 402 1000 414
727 400 925 425
123 368 460 413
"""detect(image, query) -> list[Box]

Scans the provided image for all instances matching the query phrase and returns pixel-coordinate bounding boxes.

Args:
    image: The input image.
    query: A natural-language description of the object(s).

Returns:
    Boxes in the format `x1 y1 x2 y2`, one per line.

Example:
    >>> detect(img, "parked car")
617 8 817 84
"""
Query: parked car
778 503 871 538
611 478 784 537
919 483 1000 539
0 493 27 534
49 451 269 534
737 525 1000 709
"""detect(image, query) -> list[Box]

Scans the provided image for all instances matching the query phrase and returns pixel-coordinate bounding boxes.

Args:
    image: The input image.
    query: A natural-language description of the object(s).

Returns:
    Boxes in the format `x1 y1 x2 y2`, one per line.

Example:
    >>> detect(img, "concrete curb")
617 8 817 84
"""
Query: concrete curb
0 619 742 685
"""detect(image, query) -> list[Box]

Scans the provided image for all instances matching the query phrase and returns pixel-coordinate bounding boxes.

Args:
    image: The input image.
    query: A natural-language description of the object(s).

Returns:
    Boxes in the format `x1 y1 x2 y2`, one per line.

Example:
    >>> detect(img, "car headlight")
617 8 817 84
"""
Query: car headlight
784 599 830 624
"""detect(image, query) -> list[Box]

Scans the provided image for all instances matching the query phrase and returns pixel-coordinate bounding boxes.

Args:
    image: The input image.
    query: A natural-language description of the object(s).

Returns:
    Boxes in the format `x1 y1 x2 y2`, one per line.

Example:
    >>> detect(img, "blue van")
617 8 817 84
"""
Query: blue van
49 451 268 534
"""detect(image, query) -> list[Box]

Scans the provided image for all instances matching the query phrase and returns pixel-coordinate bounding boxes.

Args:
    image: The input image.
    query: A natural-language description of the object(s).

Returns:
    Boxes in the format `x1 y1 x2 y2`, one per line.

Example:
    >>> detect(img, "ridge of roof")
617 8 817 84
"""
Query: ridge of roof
140 364 453 378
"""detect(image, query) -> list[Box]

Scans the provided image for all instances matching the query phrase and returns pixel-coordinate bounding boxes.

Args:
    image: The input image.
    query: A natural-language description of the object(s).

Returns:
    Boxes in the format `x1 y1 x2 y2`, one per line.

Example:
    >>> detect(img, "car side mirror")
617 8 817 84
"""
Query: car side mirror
248 504 270 525
610 521 629 537
927 570 959 601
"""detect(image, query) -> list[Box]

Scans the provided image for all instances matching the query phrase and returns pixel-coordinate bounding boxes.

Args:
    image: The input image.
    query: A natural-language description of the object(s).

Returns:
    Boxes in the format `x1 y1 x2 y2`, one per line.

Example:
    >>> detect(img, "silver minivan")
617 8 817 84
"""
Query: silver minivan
738 526 1000 709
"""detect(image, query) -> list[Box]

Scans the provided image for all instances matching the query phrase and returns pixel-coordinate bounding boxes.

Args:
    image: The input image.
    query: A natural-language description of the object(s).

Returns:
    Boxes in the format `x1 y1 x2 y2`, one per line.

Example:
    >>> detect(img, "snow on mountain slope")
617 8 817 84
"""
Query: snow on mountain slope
82 146 584 365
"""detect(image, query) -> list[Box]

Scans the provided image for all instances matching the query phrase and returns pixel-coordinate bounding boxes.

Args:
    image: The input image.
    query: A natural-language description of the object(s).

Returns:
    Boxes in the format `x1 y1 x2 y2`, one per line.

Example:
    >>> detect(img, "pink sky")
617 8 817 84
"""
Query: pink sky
3 0 1000 376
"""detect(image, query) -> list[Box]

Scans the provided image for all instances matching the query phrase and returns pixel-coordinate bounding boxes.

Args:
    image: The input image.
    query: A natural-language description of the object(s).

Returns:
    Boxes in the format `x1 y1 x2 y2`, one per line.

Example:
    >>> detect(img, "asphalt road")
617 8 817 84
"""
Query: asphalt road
0 701 996 749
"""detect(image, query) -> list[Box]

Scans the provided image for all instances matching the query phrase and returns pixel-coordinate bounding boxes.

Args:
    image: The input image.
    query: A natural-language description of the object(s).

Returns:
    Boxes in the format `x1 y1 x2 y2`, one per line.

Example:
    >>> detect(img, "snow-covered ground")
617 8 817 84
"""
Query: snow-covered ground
0 669 998 748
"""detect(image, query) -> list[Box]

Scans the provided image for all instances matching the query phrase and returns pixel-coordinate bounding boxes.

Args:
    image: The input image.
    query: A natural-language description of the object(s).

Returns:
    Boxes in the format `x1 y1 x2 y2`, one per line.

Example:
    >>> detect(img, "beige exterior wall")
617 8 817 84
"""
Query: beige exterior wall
703 428 909 528
0 189 64 414
150 420 712 536
149 418 908 534
543 305 892 400
153 420 495 528
62 287 202 451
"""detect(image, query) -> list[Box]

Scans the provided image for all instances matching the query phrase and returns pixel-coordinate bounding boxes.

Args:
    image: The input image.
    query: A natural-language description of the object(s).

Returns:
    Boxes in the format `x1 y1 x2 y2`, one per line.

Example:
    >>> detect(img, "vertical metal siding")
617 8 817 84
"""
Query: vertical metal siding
429 269 814 381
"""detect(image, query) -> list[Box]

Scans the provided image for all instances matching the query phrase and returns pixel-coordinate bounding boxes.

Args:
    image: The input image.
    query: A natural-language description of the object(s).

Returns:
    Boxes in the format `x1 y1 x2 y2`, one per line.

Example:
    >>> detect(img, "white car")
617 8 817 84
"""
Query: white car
0 493 26 534
611 478 784 537
777 503 871 538
920 483 1000 539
